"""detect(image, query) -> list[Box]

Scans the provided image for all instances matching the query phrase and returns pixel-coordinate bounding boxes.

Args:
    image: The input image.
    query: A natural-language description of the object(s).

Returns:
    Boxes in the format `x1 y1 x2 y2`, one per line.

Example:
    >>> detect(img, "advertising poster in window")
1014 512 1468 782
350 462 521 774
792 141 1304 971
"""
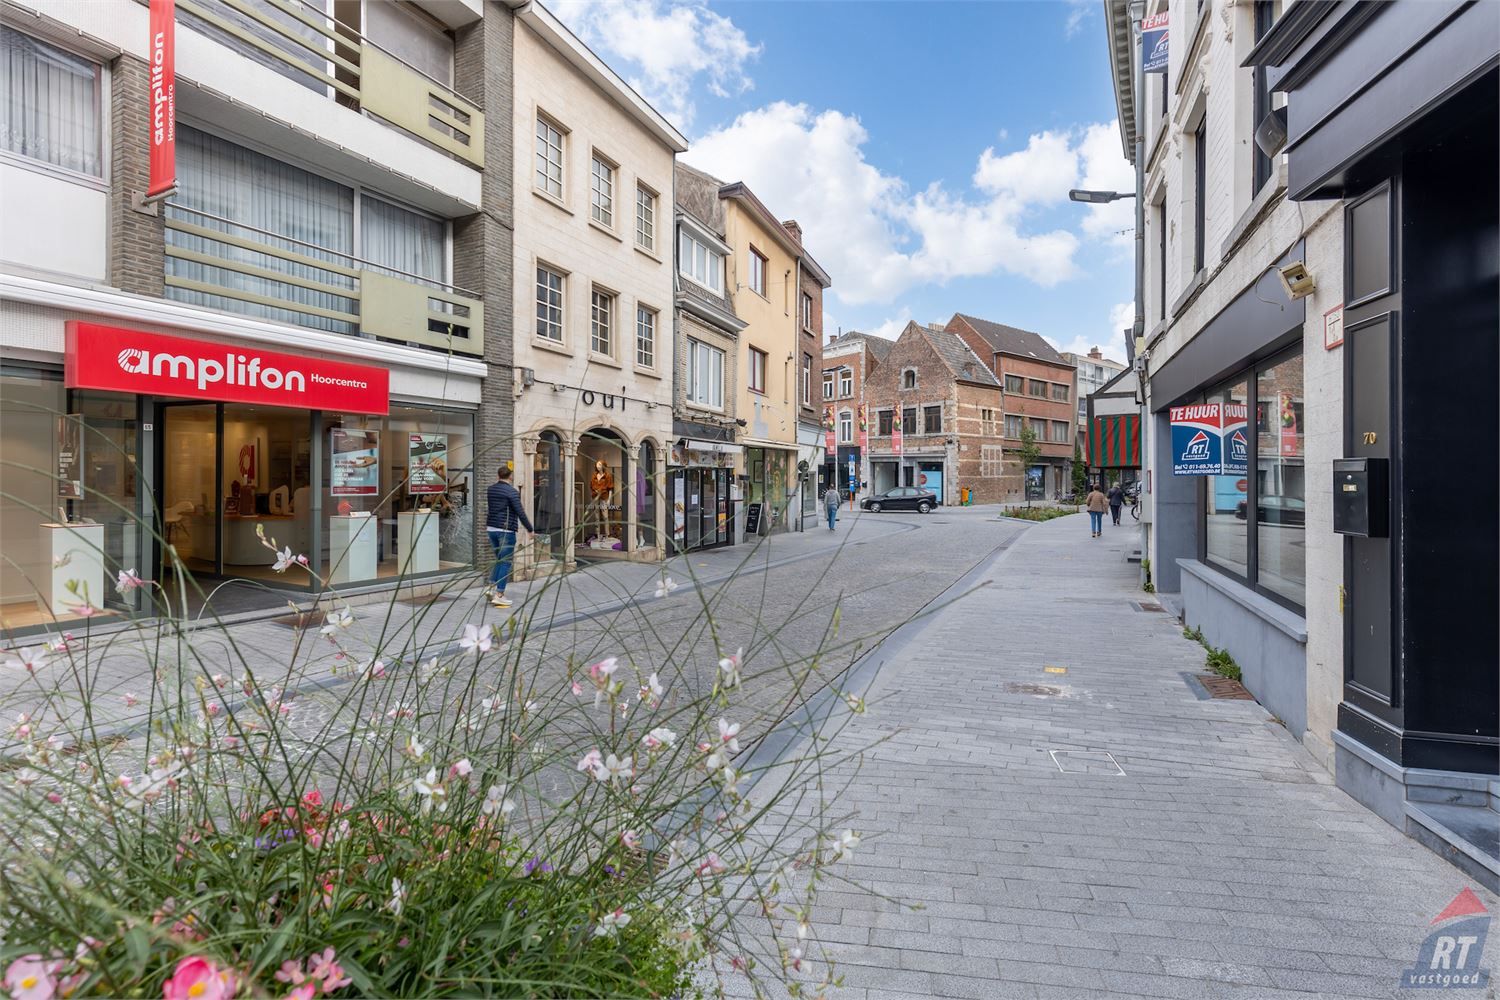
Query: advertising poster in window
1170 403 1223 475
1278 394 1302 457
56 415 84 500
408 433 448 495
1222 403 1249 475
331 429 379 496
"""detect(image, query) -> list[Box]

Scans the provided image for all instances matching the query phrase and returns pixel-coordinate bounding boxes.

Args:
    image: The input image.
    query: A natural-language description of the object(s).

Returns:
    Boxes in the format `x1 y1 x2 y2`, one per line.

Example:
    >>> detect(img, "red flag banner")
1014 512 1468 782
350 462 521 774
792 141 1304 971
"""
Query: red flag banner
823 404 835 454
857 403 868 450
147 0 177 200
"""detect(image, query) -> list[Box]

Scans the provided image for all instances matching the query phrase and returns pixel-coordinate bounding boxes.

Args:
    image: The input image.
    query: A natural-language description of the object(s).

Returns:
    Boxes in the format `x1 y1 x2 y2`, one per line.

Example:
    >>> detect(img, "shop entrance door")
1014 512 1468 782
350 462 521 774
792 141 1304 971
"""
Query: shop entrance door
159 403 219 578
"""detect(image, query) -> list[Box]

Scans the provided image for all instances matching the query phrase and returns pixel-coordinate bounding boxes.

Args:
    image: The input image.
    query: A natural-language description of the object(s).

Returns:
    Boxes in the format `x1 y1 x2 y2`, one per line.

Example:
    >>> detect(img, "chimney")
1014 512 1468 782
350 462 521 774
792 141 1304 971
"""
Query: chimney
1088 346 1103 360
782 219 803 244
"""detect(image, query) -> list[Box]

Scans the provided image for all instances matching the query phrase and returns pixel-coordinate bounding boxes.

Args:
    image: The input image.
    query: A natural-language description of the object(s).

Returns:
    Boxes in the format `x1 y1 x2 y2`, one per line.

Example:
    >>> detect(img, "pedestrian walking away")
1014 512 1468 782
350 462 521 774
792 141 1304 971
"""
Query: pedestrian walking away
1086 483 1107 537
1107 483 1124 525
823 485 842 530
485 466 533 607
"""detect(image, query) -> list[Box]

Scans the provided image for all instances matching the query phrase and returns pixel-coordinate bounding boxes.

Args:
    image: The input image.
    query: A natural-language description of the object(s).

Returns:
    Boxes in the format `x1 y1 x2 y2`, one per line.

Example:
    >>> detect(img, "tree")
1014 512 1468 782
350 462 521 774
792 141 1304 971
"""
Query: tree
1015 424 1042 508
1072 439 1088 502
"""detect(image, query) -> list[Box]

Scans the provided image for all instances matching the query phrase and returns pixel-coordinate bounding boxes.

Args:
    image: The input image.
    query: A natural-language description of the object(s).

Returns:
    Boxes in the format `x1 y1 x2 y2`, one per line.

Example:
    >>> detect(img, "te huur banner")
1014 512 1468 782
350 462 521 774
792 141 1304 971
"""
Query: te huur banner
1170 402 1247 476
1142 11 1169 74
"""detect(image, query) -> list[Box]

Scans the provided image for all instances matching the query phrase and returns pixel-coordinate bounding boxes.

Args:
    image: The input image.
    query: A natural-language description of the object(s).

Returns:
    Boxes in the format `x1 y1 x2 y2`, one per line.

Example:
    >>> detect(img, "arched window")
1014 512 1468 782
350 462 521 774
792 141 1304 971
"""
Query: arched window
638 440 657 548
837 409 853 443
534 430 564 557
901 369 917 390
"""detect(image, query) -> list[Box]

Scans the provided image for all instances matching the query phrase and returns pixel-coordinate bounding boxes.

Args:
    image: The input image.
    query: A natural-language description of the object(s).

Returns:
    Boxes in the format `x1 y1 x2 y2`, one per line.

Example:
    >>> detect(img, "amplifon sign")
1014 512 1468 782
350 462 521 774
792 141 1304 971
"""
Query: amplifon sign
146 0 177 200
1170 402 1247 476
65 322 389 415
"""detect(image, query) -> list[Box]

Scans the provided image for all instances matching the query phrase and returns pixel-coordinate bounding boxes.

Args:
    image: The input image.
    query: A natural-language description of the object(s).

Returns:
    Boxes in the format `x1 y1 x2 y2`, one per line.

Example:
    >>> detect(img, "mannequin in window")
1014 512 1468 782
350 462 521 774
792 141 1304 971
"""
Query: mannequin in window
590 460 614 500
586 459 617 542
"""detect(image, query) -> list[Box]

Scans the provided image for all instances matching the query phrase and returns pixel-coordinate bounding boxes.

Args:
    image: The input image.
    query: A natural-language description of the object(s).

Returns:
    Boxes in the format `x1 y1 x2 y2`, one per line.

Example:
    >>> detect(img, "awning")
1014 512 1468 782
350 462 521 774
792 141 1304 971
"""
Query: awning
685 439 740 454
1088 414 1141 468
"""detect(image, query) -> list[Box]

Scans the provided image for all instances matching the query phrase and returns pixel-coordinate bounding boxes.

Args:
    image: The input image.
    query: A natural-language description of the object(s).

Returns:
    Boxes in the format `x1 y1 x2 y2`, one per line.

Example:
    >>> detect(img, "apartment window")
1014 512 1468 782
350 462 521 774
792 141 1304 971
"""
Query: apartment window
1051 420 1071 444
839 370 853 397
801 291 814 330
748 347 768 393
678 230 724 293
1 28 102 177
535 265 564 342
1004 414 1023 439
1159 64 1169 120
800 353 812 405
1028 379 1048 398
1193 118 1207 274
686 339 724 409
901 370 917 390
981 444 1005 478
923 405 942 435
365 0 453 85
635 305 656 368
590 154 614 227
1157 197 1168 322
980 408 997 436
1252 2 1277 192
636 185 657 251
877 409 893 436
535 115 563 198
1004 374 1023 393
822 371 835 400
590 288 614 356
838 410 853 443
749 248 768 296
901 407 917 435
1051 383 1069 402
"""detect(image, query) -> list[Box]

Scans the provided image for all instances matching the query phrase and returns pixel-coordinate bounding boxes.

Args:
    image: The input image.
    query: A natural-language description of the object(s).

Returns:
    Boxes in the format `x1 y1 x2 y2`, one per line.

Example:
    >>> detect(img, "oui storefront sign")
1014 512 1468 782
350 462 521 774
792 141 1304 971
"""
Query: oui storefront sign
65 322 390 415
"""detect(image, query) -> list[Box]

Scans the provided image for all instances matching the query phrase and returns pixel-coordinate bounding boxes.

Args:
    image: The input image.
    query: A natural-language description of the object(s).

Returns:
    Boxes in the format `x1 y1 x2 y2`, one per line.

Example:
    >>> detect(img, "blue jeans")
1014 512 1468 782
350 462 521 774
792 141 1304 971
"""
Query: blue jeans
826 505 838 530
1089 511 1103 534
488 529 516 593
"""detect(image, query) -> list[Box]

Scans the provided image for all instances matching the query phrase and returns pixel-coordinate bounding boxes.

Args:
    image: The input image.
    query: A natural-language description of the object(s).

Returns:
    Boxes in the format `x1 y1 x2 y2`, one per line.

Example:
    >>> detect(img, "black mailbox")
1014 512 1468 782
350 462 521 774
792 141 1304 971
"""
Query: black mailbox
1333 457 1388 537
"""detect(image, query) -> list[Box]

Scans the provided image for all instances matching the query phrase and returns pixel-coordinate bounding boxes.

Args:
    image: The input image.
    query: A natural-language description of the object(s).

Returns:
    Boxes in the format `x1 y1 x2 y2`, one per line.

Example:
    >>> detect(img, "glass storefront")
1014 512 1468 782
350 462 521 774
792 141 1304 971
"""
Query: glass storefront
532 430 566 560
745 446 792 533
671 466 735 551
576 428 628 558
1204 379 1250 578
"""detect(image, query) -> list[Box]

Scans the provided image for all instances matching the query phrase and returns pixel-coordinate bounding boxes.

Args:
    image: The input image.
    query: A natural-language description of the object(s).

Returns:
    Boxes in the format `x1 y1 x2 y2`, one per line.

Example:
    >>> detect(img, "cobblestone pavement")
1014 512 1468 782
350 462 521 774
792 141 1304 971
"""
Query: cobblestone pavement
736 513 1499 1000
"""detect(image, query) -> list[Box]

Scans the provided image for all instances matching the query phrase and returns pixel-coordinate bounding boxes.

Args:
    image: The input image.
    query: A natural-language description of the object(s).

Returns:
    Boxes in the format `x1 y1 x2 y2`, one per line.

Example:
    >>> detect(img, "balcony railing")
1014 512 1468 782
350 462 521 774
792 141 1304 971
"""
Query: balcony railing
172 0 484 167
163 205 484 356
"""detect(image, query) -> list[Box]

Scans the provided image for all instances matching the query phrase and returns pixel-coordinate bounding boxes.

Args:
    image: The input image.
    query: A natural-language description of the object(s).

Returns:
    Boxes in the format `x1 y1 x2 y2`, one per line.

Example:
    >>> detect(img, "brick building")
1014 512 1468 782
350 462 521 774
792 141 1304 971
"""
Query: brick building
946 313 1077 500
820 330 891 496
862 322 1006 505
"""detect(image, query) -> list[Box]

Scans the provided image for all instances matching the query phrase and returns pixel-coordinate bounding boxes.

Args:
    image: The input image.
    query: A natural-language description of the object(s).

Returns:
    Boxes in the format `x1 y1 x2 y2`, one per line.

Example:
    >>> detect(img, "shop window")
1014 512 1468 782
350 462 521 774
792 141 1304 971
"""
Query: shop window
877 409 893 436
923 405 942 435
637 440 658 548
532 430 565 558
1204 379 1250 579
748 347 767 394
1255 355 1304 604
578 428 627 554
1 27 102 177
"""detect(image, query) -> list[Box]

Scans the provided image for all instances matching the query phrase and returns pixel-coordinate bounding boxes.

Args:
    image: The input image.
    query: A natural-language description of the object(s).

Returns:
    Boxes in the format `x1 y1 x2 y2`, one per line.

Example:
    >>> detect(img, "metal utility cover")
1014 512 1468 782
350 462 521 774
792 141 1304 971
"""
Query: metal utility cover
1049 750 1125 775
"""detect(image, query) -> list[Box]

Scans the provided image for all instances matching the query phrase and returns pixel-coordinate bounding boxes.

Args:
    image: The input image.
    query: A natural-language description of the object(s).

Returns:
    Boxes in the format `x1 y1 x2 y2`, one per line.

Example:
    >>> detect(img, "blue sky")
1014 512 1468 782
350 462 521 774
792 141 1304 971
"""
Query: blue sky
553 0 1135 361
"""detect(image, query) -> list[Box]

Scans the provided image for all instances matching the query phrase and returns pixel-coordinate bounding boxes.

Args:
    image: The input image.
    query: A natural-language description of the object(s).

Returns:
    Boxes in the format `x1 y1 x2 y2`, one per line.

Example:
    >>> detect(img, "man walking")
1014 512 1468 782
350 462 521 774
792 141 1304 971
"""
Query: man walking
486 466 532 608
1086 482 1107 538
1107 482 1125 526
823 484 842 531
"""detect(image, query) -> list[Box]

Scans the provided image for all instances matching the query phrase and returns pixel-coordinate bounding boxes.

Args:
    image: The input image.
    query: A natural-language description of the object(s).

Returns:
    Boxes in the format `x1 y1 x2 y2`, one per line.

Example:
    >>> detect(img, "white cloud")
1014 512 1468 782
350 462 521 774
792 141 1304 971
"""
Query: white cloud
1064 0 1094 38
1049 300 1135 363
549 0 760 130
866 307 913 341
1076 123 1137 248
686 104 1123 306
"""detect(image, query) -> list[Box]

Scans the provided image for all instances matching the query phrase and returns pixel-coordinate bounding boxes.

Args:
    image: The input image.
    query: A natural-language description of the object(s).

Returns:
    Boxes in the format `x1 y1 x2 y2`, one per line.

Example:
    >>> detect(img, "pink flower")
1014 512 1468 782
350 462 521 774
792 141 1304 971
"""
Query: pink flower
302 790 323 809
305 948 350 992
620 829 641 849
450 759 473 779
571 680 584 697
576 749 603 776
4 955 60 1000
273 960 305 985
115 568 146 594
123 693 139 708
161 956 235 1000
285 985 316 1000
695 852 727 877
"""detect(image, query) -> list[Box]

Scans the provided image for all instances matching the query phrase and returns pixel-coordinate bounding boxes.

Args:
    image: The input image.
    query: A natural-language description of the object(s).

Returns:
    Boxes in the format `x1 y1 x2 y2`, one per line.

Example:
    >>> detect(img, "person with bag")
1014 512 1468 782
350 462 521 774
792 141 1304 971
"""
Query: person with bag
1107 482 1125 526
1086 483 1108 538
823 485 842 531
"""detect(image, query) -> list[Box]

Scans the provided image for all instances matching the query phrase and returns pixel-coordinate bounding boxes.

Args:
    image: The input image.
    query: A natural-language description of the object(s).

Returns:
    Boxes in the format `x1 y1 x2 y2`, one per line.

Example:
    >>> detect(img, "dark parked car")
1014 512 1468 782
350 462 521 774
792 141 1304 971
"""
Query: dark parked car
1235 495 1305 526
860 486 938 513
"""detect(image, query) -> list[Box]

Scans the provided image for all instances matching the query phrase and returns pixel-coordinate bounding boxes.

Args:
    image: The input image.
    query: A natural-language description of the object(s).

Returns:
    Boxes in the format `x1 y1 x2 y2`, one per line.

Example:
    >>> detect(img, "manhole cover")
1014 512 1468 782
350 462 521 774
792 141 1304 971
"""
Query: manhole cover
1049 750 1125 775
269 610 326 630
1198 674 1254 700
1003 682 1062 696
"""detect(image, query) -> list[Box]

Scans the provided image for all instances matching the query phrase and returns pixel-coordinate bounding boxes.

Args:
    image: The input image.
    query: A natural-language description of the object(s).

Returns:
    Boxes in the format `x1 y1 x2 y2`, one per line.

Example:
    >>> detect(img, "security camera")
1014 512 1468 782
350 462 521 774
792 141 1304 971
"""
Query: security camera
1254 107 1288 159
1277 261 1315 300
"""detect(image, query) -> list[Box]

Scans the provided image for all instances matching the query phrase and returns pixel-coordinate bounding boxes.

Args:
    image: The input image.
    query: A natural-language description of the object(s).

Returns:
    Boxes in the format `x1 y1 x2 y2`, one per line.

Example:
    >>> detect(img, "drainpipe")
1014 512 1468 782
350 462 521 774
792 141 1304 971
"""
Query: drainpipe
1130 0 1149 571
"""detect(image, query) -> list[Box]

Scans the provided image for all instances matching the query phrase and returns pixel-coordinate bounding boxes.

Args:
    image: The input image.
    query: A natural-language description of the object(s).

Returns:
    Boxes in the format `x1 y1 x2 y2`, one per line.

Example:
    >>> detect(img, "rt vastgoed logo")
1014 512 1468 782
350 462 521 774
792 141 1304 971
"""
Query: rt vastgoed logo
1400 888 1491 990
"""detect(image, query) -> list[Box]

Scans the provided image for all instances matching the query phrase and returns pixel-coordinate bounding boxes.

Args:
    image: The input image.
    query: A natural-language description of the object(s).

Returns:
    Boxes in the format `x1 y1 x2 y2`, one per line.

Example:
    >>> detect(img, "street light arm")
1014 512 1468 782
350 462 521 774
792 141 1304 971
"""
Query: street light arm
1068 189 1137 204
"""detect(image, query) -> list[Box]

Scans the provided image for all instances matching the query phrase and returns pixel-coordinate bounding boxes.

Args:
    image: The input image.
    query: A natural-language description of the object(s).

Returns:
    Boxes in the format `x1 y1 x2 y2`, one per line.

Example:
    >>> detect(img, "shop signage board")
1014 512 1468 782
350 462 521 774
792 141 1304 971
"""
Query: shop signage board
146 0 177 200
1170 402 1247 475
331 429 379 496
1142 11 1169 73
744 502 763 535
65 322 390 414
408 434 448 494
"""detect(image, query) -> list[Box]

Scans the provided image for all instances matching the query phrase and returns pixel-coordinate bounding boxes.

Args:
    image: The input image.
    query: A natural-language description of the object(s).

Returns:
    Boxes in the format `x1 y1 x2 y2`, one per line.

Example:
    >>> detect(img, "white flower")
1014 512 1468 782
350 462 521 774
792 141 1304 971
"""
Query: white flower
719 766 741 795
642 727 676 751
480 696 505 714
319 607 354 636
717 718 742 753
705 749 728 772
600 753 634 783
653 576 679 598
594 907 631 938
459 623 492 657
641 672 665 705
786 945 805 972
418 656 439 675
123 692 139 708
128 761 184 803
830 828 861 861
388 878 406 916
450 758 473 778
5 646 49 674
481 783 515 819
14 767 40 787
412 768 447 815
718 647 743 689
272 547 305 572
115 568 146 594
403 733 426 760
361 659 386 680
576 749 603 777
620 829 641 849
695 852 727 877
589 657 620 682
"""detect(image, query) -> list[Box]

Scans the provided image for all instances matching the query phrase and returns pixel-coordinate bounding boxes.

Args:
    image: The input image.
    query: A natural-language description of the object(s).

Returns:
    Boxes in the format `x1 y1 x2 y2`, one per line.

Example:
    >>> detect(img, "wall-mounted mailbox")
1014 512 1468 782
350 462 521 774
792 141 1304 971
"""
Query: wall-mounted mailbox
1333 457 1388 537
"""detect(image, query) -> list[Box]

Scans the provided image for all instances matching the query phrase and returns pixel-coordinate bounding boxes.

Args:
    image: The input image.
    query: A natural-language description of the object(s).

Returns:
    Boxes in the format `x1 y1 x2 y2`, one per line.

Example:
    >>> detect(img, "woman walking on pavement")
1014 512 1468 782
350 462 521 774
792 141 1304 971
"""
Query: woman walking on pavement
823 484 842 530
1086 483 1107 538
1107 482 1125 526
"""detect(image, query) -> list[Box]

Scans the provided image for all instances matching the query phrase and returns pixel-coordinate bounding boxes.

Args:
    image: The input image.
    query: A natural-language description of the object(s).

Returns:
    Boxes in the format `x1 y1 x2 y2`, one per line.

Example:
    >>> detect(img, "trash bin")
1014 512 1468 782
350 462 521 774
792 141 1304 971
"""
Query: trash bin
960 487 972 505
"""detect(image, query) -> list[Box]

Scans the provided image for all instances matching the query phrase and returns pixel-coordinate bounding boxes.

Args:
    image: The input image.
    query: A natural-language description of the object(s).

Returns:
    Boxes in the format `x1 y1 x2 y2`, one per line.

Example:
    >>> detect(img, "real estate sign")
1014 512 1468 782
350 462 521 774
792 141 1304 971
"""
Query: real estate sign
1142 11 1170 73
1170 403 1247 475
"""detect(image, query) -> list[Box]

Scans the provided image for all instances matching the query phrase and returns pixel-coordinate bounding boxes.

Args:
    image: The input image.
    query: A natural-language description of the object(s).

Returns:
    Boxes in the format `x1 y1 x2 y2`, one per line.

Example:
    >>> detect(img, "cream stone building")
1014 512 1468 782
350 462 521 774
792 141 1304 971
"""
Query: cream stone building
507 3 687 576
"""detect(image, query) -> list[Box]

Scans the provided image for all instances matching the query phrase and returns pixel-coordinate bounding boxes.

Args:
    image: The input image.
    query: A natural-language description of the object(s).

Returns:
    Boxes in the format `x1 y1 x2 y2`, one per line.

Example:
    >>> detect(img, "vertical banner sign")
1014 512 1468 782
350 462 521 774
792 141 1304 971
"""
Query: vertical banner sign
823 404 835 454
1142 11 1170 73
1278 394 1301 457
857 403 868 450
147 0 177 200
892 417 904 457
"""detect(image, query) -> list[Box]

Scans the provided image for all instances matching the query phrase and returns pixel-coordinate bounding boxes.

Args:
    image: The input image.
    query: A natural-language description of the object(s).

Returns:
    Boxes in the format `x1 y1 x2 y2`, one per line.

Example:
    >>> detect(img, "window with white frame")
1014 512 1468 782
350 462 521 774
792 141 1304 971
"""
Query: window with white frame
801 291 814 330
980 407 997 436
590 154 614 227
838 410 853 443
535 115 563 198
535 265 563 342
822 371 835 400
838 369 853 397
1051 420 1071 443
981 444 1005 477
678 230 724 293
749 248 768 296
636 305 656 368
635 185 656 251
1 27 102 177
801 353 812 405
590 288 614 356
686 339 724 409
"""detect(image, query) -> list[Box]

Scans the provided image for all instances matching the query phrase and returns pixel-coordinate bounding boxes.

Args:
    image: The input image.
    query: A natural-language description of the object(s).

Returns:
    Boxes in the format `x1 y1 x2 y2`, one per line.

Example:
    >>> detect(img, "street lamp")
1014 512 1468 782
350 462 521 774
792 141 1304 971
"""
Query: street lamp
1068 189 1136 204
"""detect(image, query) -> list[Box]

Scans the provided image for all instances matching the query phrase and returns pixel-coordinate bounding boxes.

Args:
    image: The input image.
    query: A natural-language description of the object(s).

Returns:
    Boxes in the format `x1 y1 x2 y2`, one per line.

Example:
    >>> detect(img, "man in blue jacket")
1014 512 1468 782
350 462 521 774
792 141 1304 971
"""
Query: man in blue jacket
486 465 533 608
